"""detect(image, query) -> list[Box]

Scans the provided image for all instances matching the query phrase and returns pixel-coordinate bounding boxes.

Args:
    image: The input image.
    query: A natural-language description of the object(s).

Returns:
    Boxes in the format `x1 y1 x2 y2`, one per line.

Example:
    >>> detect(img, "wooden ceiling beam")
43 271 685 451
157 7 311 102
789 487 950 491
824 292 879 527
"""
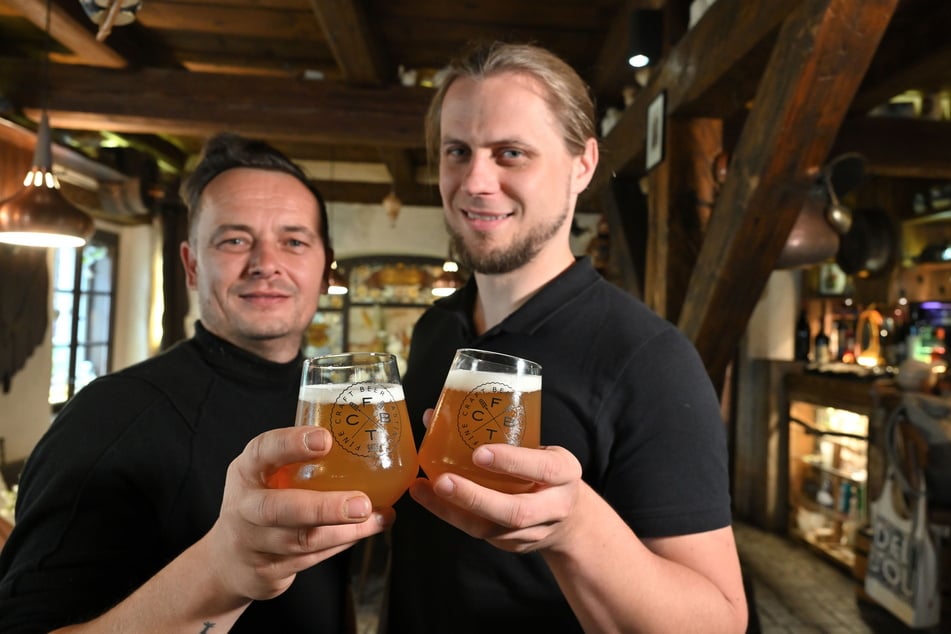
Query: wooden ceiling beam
849 1 951 114
307 0 390 85
376 146 440 206
588 0 799 194
312 178 438 207
677 0 899 389
833 117 951 180
851 42 951 115
309 1 420 199
0 59 431 147
3 0 126 68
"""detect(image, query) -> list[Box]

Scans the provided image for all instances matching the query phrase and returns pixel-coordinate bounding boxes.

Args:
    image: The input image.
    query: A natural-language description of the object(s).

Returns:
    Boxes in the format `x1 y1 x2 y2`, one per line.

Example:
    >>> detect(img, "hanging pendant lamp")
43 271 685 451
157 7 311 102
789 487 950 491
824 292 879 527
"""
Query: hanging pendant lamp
0 112 95 248
0 0 94 249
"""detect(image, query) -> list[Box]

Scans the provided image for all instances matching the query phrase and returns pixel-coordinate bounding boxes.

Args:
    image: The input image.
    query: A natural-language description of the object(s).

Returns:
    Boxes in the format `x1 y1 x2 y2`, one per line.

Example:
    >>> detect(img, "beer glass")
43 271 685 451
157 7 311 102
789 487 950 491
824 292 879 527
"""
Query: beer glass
268 352 418 509
418 348 542 493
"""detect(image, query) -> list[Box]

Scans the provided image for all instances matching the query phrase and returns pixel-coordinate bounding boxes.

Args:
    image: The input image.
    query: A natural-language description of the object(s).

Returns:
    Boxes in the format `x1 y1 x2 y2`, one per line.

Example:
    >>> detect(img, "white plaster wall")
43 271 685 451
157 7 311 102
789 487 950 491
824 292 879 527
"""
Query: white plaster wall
328 201 601 260
746 269 801 360
328 202 449 260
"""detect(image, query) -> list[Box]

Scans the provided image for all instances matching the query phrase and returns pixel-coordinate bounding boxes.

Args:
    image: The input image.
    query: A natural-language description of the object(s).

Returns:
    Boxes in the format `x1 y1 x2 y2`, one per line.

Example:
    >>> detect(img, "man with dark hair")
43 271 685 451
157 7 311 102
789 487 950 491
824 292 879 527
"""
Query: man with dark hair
387 42 748 632
0 133 389 632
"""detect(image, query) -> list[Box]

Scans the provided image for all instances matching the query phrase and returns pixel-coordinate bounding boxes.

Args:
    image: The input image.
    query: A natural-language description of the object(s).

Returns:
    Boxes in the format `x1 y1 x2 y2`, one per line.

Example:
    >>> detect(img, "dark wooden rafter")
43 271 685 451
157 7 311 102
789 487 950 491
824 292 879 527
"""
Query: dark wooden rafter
308 0 423 202
849 1 951 115
376 146 439 206
833 117 951 181
307 0 389 85
0 59 431 147
645 117 721 323
586 0 801 198
3 0 126 67
677 0 900 391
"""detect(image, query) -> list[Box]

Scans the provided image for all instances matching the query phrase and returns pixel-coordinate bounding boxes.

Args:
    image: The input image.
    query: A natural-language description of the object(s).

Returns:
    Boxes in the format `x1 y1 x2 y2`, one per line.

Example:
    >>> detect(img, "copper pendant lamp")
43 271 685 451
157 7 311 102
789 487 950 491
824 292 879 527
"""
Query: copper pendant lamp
0 0 95 249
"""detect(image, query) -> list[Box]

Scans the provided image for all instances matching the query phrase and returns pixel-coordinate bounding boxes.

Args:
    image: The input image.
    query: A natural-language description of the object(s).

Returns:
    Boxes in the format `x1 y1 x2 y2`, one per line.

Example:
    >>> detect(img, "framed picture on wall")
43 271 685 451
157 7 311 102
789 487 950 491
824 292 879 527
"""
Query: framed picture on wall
646 90 666 171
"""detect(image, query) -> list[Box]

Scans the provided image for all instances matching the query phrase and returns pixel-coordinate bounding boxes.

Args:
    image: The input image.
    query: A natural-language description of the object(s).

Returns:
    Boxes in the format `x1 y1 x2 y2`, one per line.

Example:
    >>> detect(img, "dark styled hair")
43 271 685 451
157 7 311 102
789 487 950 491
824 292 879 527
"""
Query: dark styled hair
180 132 330 249
425 41 597 167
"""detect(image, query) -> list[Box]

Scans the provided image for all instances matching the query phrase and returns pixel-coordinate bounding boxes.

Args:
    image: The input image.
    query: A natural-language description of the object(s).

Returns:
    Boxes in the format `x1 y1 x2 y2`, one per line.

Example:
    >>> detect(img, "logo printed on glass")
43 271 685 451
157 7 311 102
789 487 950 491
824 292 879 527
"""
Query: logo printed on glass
332 383 403 457
457 381 525 449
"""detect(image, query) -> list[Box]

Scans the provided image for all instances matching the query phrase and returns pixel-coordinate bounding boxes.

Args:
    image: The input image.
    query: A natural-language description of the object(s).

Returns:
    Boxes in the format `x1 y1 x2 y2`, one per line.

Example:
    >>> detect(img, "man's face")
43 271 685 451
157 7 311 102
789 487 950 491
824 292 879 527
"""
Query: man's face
180 167 328 362
438 72 595 275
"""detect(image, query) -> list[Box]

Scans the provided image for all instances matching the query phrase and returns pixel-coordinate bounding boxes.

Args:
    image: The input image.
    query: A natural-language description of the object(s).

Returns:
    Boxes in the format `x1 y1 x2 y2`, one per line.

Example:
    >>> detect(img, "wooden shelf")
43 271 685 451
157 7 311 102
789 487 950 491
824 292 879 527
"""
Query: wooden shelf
904 260 951 272
800 455 867 483
902 209 951 226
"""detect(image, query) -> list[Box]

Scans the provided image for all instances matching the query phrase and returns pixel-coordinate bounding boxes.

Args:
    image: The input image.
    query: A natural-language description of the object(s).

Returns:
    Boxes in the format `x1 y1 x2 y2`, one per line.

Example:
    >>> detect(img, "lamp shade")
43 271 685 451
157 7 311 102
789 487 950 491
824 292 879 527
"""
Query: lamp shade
327 261 348 295
628 10 663 68
0 113 94 248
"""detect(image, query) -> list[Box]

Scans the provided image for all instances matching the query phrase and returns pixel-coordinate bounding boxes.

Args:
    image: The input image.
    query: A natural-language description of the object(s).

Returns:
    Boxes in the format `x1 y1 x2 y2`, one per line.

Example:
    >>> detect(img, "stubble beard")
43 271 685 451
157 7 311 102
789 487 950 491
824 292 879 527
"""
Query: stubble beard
448 206 570 275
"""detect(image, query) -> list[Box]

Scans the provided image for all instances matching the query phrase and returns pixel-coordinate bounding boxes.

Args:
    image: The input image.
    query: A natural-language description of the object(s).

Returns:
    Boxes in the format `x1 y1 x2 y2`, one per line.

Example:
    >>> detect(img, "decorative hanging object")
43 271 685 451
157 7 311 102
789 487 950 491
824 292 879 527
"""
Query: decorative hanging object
382 190 402 227
78 0 144 41
0 0 94 248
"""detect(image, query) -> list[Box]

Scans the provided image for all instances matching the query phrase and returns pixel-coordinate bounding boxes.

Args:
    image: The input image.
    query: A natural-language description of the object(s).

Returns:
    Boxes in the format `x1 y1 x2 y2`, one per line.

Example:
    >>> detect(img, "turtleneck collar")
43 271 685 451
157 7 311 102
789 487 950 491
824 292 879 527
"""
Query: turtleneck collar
192 321 303 389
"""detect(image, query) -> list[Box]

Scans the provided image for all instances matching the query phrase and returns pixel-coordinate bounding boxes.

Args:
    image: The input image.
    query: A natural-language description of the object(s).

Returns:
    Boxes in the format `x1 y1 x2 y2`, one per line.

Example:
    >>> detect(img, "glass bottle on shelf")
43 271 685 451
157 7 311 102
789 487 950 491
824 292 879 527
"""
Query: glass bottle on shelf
795 308 811 362
814 312 831 365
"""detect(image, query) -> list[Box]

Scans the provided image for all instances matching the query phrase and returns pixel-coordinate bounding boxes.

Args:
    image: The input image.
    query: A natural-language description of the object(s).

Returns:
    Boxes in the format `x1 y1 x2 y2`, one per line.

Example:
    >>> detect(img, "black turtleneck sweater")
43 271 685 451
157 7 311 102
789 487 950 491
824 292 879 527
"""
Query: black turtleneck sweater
0 323 350 633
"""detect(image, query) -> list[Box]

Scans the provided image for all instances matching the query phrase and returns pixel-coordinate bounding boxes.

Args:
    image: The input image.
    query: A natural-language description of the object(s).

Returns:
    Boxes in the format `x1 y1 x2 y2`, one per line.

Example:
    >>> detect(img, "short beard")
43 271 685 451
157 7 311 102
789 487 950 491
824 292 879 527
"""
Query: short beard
448 206 569 275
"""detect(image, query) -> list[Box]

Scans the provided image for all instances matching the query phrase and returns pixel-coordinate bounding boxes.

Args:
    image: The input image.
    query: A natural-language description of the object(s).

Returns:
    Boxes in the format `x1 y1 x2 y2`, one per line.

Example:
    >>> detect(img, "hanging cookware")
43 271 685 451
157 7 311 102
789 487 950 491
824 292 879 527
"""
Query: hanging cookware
835 207 897 278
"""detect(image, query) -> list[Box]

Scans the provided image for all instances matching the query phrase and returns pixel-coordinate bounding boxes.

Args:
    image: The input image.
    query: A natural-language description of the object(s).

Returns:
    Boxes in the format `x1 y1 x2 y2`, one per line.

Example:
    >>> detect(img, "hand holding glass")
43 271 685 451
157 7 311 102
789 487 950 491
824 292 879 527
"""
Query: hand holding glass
268 352 418 509
418 348 542 493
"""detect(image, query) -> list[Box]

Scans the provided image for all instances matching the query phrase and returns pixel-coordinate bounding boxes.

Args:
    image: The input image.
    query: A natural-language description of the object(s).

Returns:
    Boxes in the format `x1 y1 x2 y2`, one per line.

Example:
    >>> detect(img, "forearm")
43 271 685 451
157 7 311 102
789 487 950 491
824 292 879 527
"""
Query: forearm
53 535 250 633
541 486 747 633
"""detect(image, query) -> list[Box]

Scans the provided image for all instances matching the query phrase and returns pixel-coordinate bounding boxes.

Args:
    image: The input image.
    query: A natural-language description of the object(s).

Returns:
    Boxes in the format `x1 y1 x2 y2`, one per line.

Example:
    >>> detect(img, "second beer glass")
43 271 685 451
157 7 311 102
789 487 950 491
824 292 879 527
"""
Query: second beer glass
268 352 418 508
418 348 542 493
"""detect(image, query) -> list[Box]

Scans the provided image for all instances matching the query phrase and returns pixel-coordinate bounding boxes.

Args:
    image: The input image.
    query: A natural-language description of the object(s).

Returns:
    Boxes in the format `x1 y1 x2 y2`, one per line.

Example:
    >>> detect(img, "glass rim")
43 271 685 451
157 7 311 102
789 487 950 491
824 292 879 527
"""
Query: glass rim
305 351 397 369
455 348 542 374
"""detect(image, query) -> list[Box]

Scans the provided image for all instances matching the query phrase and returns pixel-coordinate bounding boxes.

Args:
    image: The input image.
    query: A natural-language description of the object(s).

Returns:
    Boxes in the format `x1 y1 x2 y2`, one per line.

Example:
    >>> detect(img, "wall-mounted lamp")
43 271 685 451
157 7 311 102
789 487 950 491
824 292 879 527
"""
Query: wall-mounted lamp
432 260 464 297
628 10 663 69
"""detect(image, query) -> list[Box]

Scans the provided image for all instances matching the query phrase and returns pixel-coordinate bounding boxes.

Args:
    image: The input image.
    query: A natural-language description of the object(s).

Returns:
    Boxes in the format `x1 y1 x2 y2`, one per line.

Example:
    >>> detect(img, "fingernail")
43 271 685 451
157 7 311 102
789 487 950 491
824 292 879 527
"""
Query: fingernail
303 430 325 452
472 447 494 466
434 476 455 497
345 496 370 519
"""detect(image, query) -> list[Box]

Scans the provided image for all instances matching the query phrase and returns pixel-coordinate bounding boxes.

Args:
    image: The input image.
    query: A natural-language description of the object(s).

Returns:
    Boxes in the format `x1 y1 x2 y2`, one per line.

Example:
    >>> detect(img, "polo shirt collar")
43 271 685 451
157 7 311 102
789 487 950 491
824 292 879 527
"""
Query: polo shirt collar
436 256 600 337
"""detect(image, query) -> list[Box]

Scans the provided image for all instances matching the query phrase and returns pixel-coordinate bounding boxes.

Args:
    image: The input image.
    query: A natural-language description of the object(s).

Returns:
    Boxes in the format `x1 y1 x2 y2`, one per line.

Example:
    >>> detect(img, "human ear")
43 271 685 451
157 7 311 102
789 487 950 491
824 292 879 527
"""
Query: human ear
180 241 199 290
571 137 599 195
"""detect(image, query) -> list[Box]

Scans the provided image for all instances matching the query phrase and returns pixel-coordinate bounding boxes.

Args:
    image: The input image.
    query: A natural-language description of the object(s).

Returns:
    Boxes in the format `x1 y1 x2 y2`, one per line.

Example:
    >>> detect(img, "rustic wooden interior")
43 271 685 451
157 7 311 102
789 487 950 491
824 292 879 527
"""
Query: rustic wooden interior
1 0 950 390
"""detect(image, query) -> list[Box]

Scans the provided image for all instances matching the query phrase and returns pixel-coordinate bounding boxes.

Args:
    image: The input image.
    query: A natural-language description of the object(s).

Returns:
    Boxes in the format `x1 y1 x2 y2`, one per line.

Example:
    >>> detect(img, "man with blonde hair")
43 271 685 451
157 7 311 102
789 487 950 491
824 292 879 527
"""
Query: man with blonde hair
387 42 748 633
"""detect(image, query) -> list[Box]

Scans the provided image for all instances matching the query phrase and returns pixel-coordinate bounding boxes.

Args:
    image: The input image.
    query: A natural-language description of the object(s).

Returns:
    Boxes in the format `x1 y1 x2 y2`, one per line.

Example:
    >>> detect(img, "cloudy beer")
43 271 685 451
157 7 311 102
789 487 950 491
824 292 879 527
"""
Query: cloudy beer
419 349 541 493
269 353 418 508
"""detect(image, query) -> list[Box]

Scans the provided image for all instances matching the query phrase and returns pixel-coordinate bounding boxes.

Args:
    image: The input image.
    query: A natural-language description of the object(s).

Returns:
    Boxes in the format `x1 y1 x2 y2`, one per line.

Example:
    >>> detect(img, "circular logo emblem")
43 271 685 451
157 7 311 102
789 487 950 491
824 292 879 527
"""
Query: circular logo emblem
331 383 402 457
457 382 523 450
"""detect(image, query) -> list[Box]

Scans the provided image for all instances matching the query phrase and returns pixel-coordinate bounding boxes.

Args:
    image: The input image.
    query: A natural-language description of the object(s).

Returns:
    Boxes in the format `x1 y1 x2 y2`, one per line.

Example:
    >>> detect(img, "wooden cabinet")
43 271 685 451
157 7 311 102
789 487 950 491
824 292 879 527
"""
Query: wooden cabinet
784 372 898 571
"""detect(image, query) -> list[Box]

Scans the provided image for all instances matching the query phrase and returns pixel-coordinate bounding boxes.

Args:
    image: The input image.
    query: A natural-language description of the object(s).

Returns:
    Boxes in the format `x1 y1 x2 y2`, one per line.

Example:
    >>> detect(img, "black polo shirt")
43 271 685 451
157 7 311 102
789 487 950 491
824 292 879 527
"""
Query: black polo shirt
388 256 732 633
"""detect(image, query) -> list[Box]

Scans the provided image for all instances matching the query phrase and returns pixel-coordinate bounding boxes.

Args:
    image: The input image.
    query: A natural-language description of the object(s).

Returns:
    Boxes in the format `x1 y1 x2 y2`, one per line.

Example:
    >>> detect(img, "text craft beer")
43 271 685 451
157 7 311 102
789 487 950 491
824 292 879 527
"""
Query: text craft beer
419 369 541 493
268 382 418 508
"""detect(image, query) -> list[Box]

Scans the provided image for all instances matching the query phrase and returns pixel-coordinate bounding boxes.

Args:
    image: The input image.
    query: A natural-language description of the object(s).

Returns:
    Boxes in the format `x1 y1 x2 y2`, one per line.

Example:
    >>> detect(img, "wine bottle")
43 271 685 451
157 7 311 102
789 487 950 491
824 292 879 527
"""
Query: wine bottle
814 316 831 365
794 309 810 362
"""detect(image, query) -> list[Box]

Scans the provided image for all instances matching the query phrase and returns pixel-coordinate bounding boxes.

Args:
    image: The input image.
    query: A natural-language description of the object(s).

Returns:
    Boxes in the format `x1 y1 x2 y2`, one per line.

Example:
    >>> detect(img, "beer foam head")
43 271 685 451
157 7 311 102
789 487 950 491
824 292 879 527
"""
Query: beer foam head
443 368 541 393
300 383 405 403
